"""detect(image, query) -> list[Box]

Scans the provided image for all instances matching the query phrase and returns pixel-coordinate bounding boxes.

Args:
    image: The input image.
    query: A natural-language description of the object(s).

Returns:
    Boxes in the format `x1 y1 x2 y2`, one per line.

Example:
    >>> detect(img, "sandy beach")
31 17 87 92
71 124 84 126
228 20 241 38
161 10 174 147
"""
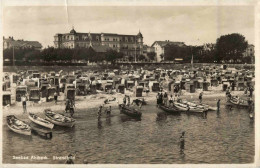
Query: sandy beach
3 84 250 120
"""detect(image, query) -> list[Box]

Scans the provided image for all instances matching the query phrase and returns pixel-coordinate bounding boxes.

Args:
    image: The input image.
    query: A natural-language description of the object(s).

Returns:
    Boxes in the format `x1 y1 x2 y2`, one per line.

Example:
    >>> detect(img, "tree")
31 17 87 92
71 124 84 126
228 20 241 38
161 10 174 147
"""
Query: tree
139 54 146 61
147 52 156 61
105 49 123 64
24 50 41 62
164 44 191 62
215 33 248 63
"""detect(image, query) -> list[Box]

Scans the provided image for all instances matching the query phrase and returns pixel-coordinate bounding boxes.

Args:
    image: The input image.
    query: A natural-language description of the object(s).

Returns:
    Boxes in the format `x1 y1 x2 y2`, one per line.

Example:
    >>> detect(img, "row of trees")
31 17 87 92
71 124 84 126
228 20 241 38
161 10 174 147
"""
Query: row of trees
163 33 253 63
3 47 125 64
3 33 253 65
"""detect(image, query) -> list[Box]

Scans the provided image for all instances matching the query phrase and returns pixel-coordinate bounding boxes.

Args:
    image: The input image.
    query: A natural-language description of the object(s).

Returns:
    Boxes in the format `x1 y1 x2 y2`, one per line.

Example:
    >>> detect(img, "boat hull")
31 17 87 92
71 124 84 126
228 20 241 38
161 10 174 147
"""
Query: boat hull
158 105 181 114
45 116 75 127
7 115 31 136
44 109 75 127
28 114 54 129
119 105 142 118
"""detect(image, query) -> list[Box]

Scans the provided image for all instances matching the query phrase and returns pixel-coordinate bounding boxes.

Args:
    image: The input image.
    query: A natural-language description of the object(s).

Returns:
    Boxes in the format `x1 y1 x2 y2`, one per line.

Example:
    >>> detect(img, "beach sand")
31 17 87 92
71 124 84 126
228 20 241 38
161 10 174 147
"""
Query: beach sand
3 84 251 121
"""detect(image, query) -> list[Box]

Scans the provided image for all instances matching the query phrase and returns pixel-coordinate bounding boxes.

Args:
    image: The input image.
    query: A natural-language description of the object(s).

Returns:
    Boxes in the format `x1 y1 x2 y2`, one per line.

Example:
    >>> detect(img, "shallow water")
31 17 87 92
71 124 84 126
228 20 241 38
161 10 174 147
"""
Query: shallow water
3 99 254 164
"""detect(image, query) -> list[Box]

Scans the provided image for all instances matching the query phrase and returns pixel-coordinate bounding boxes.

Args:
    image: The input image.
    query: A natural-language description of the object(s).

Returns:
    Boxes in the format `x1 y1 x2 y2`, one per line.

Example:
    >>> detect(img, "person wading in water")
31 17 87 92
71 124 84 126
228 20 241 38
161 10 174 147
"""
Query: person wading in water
180 131 185 153
217 99 220 112
69 99 75 117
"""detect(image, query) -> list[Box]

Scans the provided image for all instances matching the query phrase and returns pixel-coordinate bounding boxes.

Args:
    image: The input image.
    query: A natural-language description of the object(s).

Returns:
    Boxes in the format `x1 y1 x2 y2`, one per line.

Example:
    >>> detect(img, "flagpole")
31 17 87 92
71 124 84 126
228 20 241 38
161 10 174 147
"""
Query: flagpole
191 47 193 69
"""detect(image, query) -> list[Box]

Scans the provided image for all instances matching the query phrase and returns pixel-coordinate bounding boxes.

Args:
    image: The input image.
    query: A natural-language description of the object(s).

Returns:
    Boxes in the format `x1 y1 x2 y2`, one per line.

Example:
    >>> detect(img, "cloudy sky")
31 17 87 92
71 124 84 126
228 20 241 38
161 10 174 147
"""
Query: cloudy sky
3 6 255 48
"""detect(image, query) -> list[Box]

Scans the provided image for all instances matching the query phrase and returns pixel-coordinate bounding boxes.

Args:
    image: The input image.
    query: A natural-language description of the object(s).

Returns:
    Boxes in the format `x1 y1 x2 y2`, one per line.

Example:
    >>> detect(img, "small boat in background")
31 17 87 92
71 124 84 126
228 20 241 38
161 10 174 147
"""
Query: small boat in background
29 113 54 129
7 115 31 136
119 104 142 118
44 109 75 127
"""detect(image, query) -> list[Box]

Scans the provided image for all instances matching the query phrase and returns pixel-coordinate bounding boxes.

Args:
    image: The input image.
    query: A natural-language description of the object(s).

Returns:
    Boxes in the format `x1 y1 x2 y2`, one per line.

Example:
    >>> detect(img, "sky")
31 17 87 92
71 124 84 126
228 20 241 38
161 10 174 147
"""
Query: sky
3 6 255 48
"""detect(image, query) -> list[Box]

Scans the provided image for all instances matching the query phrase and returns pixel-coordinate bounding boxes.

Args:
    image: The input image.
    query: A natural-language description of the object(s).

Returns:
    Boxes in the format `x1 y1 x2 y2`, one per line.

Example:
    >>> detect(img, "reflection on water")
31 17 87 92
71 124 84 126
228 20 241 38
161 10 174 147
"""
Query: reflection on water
3 100 254 164
156 112 167 122
119 115 141 122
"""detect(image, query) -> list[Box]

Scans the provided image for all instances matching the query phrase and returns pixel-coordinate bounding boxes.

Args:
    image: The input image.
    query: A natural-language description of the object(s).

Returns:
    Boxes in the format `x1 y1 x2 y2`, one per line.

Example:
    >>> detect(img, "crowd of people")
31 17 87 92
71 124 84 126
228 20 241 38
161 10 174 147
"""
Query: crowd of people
156 89 181 107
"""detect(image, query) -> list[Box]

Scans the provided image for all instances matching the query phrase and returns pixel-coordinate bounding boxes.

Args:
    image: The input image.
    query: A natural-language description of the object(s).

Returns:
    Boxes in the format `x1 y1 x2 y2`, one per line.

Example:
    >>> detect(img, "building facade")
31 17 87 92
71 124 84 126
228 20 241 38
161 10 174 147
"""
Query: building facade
54 28 144 60
243 44 254 57
3 36 42 50
151 40 186 62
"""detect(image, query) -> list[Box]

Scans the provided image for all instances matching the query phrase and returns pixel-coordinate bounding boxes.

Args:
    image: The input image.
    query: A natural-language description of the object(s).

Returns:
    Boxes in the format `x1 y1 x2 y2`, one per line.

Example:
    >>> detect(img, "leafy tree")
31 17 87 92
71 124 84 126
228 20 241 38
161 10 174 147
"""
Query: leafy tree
105 49 123 64
139 54 146 61
215 33 248 63
24 50 41 62
147 52 156 61
164 44 191 62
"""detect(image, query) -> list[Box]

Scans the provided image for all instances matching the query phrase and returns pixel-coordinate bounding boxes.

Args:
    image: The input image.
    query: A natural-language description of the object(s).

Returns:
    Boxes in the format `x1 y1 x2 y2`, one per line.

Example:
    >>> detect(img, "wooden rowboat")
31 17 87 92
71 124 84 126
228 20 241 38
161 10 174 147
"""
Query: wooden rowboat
44 109 75 127
228 97 249 107
119 104 142 118
158 105 181 114
28 113 54 129
174 102 205 113
7 115 31 136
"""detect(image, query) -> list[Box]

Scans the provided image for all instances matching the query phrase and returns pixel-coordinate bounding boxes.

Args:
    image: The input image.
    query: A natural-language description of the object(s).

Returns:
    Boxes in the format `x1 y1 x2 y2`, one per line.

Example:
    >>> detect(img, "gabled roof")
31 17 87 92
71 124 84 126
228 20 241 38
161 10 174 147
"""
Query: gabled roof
151 41 186 47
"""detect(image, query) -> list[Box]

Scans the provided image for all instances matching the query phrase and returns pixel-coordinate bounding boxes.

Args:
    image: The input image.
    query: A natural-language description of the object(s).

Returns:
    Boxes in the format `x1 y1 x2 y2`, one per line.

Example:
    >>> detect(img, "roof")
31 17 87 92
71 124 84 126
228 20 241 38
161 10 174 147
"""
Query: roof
4 39 42 48
70 28 77 34
151 41 186 47
137 31 143 38
90 45 110 53
56 29 139 38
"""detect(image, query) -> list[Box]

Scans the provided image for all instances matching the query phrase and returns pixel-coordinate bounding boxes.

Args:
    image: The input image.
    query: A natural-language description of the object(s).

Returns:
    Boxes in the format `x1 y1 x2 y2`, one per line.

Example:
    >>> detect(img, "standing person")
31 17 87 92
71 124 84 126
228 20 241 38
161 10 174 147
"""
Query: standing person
54 91 58 104
22 95 27 113
174 85 177 94
180 131 185 153
163 92 168 106
169 95 174 107
244 87 248 95
145 87 149 96
65 99 70 113
199 92 203 104
249 87 254 98
98 105 102 117
217 99 221 112
127 96 130 106
59 82 63 93
156 93 160 107
123 95 127 105
69 99 75 117
232 82 235 91
159 92 163 105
